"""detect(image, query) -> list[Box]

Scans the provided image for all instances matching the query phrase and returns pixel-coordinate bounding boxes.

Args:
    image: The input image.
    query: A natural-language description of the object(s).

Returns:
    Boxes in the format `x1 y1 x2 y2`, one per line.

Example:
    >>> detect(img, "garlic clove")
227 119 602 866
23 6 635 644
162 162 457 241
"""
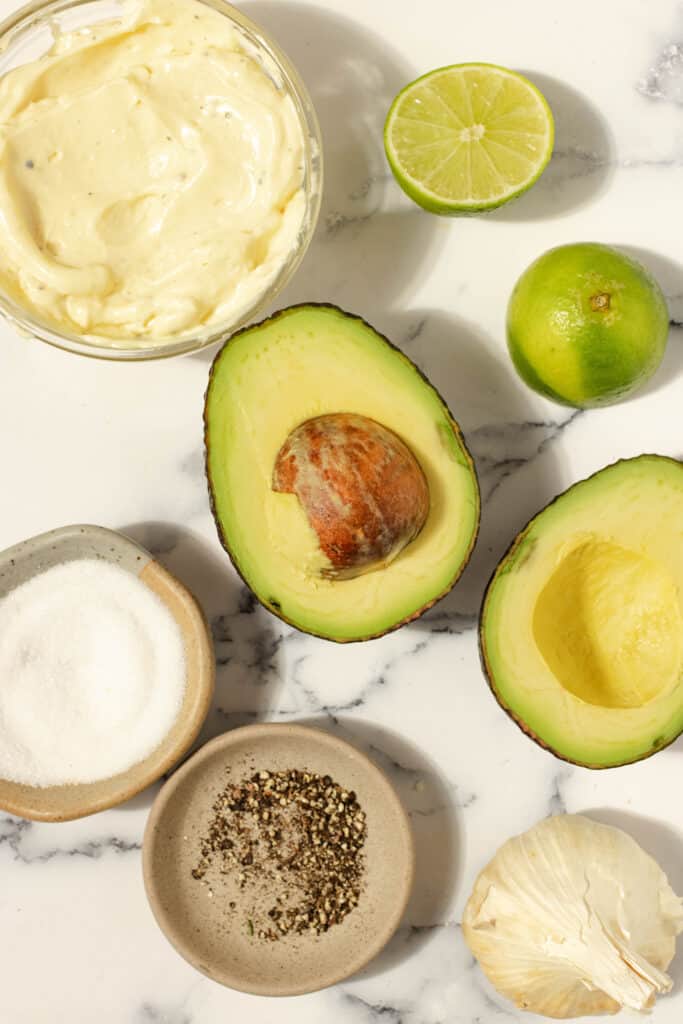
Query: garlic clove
463 814 683 1019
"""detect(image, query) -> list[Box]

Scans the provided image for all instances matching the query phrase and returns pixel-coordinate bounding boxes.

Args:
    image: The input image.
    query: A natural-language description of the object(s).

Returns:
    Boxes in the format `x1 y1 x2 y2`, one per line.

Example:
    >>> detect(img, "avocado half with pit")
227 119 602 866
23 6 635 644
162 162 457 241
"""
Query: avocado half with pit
480 455 683 768
204 304 480 641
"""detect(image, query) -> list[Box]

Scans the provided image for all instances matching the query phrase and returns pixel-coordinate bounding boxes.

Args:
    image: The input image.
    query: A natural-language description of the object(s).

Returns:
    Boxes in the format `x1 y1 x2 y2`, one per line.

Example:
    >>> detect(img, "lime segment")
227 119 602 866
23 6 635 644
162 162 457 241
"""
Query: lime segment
384 63 554 213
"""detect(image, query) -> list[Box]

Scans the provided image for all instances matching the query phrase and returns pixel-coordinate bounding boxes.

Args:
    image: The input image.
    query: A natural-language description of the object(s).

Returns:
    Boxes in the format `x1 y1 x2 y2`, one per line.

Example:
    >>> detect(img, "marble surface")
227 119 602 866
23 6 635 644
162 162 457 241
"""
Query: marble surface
0 0 682 1020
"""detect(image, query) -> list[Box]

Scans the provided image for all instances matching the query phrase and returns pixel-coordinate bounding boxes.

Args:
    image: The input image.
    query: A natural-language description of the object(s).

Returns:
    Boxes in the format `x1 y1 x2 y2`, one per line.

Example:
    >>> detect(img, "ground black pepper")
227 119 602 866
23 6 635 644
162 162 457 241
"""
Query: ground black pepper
192 769 367 940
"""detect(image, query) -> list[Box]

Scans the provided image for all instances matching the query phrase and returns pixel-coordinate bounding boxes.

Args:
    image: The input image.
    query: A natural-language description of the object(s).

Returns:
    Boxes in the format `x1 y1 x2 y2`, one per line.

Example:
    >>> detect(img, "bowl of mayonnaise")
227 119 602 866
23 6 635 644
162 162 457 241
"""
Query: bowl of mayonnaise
0 0 322 359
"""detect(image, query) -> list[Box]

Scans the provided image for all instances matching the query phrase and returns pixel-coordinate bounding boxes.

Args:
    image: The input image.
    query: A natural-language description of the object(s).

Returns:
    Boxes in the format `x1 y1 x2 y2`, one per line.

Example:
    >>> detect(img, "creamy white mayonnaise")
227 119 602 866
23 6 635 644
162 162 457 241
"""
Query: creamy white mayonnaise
0 0 307 344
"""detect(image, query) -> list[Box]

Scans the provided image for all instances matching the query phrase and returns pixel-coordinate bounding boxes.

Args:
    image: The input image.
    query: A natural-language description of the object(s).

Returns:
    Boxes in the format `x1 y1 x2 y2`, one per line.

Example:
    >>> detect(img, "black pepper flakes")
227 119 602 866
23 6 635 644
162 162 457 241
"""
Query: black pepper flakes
191 768 367 940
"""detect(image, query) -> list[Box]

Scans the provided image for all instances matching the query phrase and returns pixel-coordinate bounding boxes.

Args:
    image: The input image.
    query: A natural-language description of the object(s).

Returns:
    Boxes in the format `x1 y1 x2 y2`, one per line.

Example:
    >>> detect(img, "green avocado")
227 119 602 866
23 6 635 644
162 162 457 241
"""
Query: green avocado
480 455 683 768
204 304 480 642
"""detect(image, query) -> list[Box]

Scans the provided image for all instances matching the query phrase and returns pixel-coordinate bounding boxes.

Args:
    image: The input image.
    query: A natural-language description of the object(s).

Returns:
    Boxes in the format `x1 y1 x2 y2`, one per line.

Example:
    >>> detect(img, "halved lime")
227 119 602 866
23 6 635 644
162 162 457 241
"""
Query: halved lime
384 63 554 214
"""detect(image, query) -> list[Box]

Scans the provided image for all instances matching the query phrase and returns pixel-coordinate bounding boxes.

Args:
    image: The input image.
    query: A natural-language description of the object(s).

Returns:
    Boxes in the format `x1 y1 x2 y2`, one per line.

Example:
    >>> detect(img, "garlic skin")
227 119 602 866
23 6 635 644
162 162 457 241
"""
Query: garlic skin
463 814 683 1018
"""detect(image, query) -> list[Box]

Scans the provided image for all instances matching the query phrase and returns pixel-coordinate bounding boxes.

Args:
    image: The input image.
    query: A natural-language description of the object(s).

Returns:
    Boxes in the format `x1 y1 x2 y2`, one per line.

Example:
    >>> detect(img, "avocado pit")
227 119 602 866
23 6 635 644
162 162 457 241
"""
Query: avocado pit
272 413 429 579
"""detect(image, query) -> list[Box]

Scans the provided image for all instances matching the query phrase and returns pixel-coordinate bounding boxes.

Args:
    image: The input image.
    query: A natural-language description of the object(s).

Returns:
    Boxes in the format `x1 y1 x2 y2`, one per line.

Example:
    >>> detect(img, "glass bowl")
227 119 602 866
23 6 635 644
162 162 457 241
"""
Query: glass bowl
0 0 322 360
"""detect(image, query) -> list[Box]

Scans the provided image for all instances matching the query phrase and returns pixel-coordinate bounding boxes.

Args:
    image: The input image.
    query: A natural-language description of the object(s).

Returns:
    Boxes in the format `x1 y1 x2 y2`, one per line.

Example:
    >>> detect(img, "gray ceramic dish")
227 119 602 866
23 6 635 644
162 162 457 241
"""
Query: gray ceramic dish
0 524 215 821
143 723 415 995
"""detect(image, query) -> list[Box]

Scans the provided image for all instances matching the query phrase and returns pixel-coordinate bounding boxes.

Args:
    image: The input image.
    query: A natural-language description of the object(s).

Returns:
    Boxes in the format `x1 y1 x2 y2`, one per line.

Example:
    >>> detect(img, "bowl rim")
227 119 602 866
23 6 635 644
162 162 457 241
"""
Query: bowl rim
0 524 216 821
0 0 323 361
142 722 416 995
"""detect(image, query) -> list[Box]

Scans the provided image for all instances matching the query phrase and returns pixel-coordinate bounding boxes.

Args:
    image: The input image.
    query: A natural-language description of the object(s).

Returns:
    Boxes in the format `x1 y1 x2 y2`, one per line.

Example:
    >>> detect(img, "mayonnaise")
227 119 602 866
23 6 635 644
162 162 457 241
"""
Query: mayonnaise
0 0 307 344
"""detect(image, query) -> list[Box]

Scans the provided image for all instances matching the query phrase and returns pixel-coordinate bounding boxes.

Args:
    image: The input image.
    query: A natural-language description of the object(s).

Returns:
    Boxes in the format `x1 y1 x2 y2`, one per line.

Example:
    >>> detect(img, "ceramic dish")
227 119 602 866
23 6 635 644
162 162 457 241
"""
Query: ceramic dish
143 723 415 995
0 0 322 361
0 524 215 821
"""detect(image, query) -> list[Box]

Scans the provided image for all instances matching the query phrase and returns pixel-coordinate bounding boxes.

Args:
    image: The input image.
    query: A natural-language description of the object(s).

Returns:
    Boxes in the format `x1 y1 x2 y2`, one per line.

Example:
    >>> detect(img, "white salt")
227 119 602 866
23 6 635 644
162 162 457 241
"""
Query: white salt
0 558 186 787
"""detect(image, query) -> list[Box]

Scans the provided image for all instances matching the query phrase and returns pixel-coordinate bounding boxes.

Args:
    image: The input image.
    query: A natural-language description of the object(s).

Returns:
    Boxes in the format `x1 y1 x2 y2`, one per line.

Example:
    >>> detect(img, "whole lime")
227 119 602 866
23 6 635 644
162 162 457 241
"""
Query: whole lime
506 243 669 407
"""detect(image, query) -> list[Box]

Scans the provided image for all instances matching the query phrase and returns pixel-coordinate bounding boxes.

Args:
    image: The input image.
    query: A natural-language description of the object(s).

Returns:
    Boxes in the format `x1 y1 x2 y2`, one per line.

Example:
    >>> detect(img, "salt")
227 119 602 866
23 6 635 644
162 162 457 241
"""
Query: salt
0 558 186 787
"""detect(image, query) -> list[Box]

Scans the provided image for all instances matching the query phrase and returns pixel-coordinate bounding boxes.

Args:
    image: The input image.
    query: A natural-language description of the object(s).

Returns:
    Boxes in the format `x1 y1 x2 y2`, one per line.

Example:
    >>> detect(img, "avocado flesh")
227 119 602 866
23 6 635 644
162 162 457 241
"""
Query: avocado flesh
481 456 683 767
205 304 479 641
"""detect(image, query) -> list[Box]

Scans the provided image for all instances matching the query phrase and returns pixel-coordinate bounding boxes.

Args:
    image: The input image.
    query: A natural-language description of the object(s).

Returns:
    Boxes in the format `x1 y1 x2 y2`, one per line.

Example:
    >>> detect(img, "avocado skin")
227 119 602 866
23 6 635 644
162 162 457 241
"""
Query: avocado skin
478 454 683 768
204 302 480 643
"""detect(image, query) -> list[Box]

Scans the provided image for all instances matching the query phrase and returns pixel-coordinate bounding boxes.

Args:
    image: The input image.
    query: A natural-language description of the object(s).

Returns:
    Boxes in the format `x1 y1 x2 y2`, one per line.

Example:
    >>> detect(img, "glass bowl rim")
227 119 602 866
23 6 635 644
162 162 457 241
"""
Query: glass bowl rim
0 0 323 361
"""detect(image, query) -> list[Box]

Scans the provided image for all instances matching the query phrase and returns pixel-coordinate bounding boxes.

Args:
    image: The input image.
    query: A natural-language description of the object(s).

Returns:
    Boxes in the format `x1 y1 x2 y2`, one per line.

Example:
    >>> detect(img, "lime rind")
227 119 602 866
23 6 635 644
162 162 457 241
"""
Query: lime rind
384 63 555 215
506 242 670 408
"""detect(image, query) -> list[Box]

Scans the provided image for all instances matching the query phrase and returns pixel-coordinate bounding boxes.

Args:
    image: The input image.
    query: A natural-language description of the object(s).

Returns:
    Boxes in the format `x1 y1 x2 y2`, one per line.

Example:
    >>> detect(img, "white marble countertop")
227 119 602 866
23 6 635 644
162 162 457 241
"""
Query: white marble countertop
1 0 682 1020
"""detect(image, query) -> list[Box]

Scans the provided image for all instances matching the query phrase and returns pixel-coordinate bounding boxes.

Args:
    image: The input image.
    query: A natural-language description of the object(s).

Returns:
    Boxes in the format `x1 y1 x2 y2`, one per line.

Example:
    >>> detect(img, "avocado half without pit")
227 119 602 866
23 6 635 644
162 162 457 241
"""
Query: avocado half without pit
204 304 480 642
480 455 683 768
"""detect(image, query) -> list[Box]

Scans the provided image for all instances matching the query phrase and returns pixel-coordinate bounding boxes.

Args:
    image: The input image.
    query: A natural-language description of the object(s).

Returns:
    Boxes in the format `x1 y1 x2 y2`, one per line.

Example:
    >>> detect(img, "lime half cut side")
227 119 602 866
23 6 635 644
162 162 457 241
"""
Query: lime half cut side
384 63 554 214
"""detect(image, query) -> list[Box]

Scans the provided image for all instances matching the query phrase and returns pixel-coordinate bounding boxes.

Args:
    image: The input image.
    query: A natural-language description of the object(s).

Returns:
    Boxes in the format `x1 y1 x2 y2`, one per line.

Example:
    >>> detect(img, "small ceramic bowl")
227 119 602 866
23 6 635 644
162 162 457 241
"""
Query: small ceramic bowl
143 723 415 995
0 524 215 822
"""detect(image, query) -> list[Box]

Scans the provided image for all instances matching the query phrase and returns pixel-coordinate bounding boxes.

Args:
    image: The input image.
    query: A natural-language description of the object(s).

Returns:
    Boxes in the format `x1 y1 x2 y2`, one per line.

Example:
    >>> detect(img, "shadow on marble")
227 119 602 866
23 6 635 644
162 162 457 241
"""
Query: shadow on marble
120 521 285 807
378 308 566 629
191 2 444 364
583 807 683 986
299 713 462 979
490 72 615 222
617 246 683 398
116 784 162 814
